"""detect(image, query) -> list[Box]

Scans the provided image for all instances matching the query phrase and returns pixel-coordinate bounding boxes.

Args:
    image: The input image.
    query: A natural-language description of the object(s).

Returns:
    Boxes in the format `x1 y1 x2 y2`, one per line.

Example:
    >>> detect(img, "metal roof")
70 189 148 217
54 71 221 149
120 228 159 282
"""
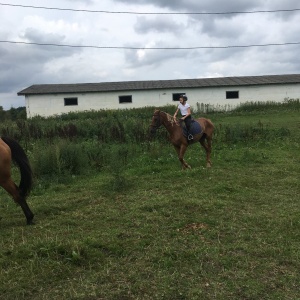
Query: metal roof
17 74 300 95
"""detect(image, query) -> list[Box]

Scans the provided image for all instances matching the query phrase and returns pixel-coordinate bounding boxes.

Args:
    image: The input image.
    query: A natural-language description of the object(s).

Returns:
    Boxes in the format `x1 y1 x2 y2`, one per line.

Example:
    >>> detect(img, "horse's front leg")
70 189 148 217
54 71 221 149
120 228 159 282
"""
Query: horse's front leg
174 145 191 169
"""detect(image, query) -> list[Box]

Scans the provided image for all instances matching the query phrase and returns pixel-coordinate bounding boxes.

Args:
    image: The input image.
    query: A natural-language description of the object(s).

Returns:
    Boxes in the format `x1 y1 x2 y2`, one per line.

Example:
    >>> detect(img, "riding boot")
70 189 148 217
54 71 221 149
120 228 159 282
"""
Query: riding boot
184 116 193 140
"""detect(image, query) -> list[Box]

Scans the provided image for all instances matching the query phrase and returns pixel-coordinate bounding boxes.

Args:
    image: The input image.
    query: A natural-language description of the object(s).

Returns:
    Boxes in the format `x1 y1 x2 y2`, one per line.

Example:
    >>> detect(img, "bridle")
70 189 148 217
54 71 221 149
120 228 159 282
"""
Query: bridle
150 111 162 131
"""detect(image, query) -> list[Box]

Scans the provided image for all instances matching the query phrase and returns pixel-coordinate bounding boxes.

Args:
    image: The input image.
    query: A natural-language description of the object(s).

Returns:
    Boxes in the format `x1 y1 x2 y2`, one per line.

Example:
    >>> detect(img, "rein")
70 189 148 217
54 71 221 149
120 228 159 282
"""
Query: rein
150 111 180 135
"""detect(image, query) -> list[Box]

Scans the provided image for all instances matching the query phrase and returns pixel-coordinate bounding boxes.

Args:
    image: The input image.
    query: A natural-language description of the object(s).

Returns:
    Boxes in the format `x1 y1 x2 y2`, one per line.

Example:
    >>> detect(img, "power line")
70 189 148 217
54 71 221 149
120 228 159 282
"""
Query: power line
1 2 300 15
1 40 300 50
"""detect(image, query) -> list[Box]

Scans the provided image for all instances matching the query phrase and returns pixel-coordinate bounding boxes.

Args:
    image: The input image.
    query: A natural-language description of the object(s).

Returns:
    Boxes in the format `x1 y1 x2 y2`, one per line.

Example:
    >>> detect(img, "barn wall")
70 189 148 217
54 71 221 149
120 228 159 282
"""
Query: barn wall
25 83 300 118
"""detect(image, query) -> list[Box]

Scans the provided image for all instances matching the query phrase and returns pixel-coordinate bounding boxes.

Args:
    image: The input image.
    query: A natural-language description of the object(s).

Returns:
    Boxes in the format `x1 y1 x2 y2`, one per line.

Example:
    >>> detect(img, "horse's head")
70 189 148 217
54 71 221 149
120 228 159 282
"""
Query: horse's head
149 110 162 134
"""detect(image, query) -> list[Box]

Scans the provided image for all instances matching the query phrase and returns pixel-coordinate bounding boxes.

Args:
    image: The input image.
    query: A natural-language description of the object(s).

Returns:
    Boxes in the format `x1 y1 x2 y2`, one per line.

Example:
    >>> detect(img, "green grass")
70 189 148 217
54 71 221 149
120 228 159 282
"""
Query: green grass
0 105 299 299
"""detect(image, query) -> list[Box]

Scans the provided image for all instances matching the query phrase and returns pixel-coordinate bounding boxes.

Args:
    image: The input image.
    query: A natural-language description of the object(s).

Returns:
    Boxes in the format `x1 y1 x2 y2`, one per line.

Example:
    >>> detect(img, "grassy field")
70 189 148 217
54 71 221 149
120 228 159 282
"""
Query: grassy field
0 104 299 299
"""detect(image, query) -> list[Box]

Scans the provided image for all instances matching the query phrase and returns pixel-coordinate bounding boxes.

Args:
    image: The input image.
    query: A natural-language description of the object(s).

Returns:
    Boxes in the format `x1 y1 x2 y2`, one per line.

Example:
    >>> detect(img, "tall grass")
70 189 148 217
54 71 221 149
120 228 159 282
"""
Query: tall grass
0 100 299 181
196 98 300 114
233 98 300 113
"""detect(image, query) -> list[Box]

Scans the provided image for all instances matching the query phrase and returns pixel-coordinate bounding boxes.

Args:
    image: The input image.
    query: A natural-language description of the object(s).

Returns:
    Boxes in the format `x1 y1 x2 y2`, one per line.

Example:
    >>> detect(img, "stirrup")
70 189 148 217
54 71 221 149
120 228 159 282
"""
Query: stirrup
188 134 193 140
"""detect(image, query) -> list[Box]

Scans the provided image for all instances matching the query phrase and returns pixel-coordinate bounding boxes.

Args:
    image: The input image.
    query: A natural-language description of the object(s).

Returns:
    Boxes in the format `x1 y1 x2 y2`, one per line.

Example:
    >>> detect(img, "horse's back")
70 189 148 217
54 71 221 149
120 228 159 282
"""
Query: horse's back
0 138 12 179
0 138 12 159
195 118 214 135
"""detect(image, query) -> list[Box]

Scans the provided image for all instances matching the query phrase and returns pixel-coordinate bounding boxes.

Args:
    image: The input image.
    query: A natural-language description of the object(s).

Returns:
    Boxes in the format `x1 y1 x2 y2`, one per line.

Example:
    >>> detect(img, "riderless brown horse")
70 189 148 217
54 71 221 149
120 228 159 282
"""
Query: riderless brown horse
150 110 214 169
0 136 34 225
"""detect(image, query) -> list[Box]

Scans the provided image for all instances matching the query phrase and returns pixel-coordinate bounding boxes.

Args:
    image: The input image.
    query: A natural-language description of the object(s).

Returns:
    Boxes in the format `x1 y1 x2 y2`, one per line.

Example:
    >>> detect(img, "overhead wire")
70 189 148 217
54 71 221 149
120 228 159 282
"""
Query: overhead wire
1 2 300 15
1 3 299 50
1 40 300 50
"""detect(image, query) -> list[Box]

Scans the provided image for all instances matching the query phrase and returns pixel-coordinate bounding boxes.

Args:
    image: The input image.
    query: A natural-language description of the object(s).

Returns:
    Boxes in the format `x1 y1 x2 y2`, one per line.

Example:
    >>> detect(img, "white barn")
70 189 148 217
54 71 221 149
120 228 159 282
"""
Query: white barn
18 74 300 118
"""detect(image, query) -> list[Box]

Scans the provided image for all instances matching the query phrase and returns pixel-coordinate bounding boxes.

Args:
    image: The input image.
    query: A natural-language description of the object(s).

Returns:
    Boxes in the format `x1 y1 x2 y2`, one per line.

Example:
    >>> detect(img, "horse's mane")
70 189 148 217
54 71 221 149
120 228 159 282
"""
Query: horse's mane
160 111 179 126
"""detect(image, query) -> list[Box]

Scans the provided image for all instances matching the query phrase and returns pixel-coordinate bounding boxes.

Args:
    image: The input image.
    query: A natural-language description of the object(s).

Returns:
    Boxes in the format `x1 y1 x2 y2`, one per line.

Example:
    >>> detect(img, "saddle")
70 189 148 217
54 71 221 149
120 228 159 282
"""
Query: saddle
181 119 202 140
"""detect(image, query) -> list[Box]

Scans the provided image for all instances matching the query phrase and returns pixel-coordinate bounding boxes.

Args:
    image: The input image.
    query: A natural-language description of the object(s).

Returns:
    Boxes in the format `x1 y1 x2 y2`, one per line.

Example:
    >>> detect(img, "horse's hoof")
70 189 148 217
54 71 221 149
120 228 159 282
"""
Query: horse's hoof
182 166 191 170
26 219 35 225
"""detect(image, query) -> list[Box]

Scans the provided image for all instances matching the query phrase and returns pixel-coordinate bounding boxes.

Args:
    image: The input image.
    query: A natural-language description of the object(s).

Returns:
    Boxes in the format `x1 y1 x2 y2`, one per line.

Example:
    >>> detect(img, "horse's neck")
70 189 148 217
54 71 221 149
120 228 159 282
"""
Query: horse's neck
161 112 180 132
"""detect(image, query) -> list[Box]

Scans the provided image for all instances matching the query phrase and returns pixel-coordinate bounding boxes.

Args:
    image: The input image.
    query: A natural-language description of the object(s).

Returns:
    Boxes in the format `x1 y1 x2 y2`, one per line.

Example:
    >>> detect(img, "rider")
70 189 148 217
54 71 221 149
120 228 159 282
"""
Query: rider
173 94 193 140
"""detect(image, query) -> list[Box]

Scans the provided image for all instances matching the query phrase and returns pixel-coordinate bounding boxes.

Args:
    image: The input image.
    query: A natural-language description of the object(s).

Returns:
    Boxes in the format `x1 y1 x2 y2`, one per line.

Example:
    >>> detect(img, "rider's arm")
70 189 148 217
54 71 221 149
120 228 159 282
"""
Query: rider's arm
173 108 179 119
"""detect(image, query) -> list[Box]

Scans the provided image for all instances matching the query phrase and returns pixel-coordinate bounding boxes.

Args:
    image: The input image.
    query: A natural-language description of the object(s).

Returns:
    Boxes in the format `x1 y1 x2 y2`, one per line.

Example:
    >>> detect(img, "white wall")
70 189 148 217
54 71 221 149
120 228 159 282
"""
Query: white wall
25 83 300 118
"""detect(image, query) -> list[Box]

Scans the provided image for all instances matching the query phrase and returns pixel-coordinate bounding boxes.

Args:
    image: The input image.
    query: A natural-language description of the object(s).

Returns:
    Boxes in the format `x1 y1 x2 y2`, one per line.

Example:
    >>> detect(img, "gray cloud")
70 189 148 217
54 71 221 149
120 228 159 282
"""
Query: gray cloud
113 0 263 13
134 16 184 35
0 27 80 94
64 0 94 3
124 42 190 68
21 28 66 44
0 44 43 90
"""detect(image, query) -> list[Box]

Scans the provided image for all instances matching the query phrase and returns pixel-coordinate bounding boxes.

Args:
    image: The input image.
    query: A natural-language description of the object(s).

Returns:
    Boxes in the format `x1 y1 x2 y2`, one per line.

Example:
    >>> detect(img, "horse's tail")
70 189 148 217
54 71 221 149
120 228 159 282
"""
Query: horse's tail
1 136 33 198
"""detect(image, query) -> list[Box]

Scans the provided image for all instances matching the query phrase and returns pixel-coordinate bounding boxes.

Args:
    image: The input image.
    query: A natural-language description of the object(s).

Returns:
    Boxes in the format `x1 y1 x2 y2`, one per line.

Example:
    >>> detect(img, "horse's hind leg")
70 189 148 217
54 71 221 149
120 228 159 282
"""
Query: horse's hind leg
200 135 212 168
0 178 34 225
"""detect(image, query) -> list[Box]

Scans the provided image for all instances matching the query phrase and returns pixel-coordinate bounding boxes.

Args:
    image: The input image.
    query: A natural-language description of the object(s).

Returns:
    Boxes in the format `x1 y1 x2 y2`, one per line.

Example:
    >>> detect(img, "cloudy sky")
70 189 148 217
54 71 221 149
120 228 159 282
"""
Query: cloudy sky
1 0 299 109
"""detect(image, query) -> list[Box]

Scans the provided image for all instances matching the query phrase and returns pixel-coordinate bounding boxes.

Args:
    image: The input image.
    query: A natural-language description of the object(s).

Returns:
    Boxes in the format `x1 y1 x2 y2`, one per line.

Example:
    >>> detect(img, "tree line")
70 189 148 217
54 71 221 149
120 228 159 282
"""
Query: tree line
0 106 26 120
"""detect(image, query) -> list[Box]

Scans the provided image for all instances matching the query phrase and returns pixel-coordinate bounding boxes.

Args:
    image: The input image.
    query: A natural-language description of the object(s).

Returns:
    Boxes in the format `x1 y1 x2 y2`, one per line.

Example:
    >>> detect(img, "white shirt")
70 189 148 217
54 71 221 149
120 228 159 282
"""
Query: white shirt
178 102 190 116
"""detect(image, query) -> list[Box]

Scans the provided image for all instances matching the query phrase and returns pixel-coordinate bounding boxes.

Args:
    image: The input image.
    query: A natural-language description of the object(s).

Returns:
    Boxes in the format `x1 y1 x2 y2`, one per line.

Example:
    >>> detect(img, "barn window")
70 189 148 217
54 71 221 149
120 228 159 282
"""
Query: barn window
226 91 239 99
172 93 186 101
64 98 78 106
119 95 132 103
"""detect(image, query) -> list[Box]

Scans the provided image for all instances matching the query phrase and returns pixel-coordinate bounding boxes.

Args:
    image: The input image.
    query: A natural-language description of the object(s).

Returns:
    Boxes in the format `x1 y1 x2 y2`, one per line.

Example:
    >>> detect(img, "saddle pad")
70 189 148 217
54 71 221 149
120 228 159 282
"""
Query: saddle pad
182 120 202 137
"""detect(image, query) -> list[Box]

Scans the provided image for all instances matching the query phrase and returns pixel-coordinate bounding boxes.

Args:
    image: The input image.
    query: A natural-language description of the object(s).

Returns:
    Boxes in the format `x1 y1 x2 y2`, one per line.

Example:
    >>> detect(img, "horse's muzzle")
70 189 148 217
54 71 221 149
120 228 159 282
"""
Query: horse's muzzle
150 128 156 134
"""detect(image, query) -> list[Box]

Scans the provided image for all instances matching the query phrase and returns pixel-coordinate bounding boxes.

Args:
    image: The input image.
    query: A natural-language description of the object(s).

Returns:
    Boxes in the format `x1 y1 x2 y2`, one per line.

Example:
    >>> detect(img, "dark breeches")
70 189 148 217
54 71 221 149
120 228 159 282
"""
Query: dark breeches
184 115 192 132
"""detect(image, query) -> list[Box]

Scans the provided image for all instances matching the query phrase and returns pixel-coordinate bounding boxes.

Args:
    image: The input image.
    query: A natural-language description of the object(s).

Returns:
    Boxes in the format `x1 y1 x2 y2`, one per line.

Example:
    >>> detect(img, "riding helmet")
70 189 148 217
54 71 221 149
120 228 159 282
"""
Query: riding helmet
180 94 188 101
